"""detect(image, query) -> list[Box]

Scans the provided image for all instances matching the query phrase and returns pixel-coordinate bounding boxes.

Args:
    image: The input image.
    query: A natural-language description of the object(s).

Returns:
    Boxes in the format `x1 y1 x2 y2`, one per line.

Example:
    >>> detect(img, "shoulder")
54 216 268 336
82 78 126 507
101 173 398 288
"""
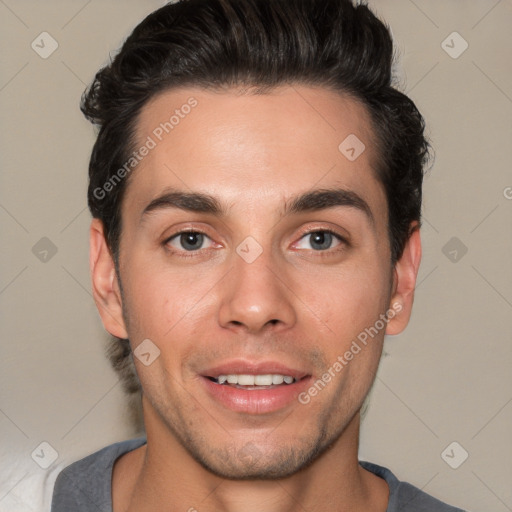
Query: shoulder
359 460 469 512
50 437 147 512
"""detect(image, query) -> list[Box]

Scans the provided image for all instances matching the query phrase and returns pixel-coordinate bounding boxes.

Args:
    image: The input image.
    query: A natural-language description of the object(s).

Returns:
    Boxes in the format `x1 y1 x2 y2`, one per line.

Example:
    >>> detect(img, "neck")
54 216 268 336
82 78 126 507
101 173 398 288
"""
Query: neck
115 400 388 512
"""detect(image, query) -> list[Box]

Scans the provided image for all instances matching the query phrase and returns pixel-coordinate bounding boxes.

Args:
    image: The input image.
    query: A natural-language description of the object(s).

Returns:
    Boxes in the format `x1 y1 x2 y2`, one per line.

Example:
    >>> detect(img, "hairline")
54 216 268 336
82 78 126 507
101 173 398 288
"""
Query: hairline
111 82 393 270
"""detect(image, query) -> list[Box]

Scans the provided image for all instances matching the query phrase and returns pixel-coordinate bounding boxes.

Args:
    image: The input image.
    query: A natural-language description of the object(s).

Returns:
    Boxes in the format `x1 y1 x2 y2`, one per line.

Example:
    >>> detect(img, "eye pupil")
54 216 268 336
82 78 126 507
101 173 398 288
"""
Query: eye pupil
180 232 203 251
310 231 332 250
171 230 338 254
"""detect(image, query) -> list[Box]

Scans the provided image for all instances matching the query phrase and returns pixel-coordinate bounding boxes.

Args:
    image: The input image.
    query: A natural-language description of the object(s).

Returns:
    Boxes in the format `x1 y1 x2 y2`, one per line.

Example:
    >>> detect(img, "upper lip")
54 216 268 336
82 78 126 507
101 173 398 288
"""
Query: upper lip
202 360 310 380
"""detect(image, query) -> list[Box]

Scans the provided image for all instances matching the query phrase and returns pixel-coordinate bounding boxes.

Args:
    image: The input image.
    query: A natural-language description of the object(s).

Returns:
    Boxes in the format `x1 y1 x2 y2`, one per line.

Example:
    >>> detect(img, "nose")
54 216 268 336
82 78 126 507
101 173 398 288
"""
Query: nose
217 245 297 334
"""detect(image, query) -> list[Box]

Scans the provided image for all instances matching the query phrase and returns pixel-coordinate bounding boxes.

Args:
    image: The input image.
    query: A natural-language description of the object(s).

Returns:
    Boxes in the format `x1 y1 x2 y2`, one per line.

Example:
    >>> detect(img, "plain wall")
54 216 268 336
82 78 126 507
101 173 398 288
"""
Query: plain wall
1 1 511 511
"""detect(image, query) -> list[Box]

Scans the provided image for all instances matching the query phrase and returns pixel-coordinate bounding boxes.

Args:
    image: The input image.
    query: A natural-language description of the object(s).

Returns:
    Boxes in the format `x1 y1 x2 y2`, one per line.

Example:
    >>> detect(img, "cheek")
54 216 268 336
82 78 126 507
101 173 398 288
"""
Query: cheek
306 259 390 334
121 258 216 343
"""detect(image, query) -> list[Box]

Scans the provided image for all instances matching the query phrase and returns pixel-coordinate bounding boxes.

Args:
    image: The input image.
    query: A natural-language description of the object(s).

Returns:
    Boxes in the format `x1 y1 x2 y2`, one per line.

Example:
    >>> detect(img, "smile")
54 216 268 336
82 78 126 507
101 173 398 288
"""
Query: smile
209 373 297 387
201 364 312 414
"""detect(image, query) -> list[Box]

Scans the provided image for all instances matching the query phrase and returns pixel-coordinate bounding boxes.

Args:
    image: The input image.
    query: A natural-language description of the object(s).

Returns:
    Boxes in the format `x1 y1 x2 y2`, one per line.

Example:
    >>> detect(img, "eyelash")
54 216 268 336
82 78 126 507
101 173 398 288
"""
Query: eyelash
163 228 349 259
163 229 216 259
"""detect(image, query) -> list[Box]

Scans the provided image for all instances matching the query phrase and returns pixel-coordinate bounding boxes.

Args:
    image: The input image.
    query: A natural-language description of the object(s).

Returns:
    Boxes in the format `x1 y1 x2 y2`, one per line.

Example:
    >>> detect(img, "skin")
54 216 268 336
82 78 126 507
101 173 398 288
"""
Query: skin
90 85 422 512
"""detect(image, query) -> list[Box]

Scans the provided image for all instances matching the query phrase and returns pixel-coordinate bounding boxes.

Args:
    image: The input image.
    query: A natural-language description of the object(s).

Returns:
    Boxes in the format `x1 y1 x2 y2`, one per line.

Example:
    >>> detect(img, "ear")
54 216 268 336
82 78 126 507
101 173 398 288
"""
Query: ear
385 222 422 335
89 218 128 339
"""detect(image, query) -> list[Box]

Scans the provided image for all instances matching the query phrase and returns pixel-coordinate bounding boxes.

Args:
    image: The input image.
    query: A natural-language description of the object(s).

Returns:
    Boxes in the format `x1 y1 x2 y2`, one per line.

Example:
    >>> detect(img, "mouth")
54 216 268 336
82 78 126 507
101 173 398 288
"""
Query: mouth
206 373 302 389
200 361 312 414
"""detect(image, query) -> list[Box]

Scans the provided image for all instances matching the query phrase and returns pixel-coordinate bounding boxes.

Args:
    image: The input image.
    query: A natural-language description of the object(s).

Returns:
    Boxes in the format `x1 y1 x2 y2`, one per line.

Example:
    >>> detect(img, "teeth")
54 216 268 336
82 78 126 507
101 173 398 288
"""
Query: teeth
272 374 284 385
238 375 255 385
254 374 273 386
214 374 296 386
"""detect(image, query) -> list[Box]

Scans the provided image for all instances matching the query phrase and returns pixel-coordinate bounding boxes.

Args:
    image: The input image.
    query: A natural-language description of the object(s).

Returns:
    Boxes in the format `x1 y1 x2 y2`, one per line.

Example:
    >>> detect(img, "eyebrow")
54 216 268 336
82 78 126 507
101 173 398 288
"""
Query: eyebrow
286 188 374 226
140 187 374 226
141 190 224 221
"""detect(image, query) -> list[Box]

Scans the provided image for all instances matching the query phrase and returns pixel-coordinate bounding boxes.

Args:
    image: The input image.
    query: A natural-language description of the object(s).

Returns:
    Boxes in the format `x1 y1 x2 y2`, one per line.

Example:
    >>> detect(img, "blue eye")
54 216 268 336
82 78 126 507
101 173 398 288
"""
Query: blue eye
166 231 213 251
296 230 343 251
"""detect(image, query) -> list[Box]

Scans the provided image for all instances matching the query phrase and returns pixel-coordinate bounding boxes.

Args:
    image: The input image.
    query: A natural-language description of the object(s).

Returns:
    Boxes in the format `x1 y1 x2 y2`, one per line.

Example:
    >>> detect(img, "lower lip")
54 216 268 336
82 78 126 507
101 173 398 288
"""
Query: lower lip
201 376 312 414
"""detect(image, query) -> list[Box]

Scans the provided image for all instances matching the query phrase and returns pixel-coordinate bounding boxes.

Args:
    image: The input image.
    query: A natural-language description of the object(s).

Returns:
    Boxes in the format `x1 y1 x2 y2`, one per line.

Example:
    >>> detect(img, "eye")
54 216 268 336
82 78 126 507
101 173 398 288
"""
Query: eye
295 230 344 251
165 231 215 252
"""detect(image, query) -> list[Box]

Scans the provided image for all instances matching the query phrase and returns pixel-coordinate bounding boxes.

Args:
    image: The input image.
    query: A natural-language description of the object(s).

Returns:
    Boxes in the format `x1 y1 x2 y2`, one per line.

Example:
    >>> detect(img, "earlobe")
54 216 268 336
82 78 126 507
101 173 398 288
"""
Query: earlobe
385 223 422 336
90 218 128 339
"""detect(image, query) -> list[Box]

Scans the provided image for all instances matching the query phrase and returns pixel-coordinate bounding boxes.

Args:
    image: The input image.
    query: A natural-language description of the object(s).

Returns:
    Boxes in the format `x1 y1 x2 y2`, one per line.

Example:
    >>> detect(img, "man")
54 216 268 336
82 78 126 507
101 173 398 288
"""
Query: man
51 0 468 510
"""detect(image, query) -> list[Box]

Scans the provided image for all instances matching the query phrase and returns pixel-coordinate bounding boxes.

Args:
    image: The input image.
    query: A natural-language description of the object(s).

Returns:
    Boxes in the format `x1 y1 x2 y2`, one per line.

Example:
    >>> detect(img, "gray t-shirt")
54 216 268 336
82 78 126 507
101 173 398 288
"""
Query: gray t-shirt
51 437 468 511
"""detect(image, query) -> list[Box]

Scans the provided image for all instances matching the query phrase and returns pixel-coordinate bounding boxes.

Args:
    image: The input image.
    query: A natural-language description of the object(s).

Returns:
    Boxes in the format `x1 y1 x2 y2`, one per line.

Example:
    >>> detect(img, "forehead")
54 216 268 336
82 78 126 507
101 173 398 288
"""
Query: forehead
124 85 386 221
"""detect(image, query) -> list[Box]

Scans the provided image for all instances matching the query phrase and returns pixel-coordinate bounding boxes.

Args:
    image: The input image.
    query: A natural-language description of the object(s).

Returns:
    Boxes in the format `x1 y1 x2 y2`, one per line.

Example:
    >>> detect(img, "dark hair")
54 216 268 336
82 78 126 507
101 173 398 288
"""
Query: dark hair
82 0 430 266
81 0 430 399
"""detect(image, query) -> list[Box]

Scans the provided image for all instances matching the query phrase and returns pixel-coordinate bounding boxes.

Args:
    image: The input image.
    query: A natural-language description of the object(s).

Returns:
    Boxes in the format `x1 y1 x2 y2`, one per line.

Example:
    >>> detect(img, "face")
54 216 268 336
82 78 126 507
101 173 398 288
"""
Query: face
92 85 417 479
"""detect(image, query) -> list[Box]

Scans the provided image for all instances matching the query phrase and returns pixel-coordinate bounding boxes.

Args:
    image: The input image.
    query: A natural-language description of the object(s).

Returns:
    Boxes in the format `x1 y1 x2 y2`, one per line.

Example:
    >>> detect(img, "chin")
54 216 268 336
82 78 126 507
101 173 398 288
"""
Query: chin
186 431 332 481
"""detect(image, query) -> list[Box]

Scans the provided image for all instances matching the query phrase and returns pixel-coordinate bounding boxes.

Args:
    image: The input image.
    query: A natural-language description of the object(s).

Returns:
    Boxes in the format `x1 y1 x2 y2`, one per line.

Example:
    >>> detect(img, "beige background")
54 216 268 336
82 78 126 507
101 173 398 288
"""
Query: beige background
1 1 511 511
